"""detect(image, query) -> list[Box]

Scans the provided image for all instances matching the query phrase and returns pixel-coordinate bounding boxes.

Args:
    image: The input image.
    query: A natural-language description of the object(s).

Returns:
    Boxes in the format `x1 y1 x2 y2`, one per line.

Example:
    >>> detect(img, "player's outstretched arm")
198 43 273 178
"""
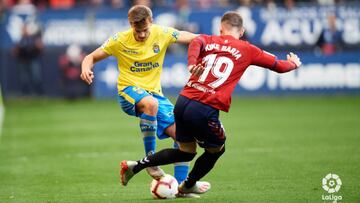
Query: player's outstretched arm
250 44 301 73
271 52 302 73
81 48 109 85
177 31 198 44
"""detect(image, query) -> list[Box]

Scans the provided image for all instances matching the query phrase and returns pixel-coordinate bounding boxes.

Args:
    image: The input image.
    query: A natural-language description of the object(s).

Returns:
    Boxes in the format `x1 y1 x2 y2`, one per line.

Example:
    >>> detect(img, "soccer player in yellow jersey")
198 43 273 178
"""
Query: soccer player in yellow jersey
80 5 210 196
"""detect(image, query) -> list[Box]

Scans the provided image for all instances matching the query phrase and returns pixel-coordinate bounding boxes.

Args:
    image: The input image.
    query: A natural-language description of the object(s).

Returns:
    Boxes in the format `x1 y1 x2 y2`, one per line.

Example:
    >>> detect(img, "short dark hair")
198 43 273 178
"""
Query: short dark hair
221 11 243 29
128 5 153 26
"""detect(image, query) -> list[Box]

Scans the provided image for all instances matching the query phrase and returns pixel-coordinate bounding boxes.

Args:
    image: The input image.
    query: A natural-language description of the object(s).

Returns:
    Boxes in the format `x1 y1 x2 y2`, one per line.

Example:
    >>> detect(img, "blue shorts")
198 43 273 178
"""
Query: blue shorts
174 95 226 148
117 86 174 139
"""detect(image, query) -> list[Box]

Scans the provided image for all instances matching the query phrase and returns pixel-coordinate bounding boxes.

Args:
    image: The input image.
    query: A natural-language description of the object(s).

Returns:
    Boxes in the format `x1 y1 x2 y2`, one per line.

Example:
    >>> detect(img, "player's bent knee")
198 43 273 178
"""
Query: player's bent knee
205 144 225 154
203 146 225 162
217 145 225 156
179 142 197 154
147 98 159 110
137 96 159 115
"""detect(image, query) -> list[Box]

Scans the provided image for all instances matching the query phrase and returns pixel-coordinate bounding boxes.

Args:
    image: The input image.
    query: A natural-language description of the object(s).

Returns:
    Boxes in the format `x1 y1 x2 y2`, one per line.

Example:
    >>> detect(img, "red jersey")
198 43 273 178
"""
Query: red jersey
181 34 298 112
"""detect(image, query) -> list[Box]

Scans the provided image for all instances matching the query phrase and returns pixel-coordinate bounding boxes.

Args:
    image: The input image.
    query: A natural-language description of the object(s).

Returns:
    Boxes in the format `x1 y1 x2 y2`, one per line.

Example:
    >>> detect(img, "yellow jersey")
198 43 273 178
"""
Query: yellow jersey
101 24 179 95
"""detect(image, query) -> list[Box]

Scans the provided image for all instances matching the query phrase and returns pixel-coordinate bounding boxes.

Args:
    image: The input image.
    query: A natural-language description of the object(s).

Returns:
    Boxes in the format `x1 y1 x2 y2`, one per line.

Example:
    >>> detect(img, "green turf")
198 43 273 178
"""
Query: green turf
0 96 359 202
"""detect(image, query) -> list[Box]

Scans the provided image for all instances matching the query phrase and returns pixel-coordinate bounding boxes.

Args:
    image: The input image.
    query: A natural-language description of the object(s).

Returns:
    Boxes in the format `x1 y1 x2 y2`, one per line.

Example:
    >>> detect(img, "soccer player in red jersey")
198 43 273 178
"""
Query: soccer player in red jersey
120 11 301 195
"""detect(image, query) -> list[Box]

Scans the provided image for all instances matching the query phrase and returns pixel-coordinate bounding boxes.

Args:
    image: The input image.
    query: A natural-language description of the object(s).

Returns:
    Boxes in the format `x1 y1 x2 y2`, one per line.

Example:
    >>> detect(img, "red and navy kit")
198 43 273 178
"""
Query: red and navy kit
181 34 298 112
174 34 297 148
174 95 226 148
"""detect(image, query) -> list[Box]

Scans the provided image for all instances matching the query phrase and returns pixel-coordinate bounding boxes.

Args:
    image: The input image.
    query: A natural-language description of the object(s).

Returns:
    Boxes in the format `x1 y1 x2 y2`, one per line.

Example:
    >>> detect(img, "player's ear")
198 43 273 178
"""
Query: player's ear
239 27 245 38
148 17 153 24
129 20 135 28
219 23 224 35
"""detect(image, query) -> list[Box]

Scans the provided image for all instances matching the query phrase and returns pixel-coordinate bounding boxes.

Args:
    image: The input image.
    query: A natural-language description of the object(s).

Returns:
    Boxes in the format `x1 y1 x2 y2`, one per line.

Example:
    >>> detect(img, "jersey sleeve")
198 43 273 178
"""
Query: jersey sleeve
188 35 206 66
100 33 119 56
249 44 297 73
160 26 180 45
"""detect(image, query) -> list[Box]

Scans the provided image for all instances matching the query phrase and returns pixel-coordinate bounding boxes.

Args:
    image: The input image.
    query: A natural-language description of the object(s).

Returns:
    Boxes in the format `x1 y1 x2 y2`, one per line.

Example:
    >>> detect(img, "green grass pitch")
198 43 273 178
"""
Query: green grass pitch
0 96 359 202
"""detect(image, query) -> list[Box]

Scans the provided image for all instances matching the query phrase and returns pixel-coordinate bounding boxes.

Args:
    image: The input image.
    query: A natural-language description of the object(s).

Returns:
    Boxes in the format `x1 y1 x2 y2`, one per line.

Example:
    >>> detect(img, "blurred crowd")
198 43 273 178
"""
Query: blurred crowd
0 0 354 98
0 0 354 11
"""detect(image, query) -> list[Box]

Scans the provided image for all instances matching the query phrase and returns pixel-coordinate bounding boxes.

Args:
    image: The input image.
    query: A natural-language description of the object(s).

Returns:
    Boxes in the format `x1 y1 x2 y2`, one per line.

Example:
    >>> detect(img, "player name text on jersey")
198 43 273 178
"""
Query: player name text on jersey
205 43 242 60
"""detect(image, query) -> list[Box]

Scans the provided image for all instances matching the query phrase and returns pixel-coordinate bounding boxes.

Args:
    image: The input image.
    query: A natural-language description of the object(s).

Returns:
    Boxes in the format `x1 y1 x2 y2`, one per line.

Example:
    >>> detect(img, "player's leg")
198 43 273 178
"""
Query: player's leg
121 95 198 186
158 112 190 184
118 87 163 179
136 95 158 155
179 145 225 193
176 95 226 194
137 95 167 179
173 142 190 184
120 141 197 186
157 97 190 185
119 87 158 156
137 141 197 170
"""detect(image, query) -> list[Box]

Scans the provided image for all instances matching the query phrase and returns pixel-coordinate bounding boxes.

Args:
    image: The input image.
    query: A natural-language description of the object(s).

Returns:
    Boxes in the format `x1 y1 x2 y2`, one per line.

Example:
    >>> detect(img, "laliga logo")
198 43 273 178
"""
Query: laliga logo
322 173 342 193
322 173 342 202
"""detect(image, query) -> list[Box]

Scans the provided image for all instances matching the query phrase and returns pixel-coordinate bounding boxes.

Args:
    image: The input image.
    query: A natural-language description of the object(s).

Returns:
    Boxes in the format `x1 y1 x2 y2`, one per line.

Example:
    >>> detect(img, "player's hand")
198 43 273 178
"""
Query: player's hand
188 62 205 77
80 67 94 85
287 52 302 68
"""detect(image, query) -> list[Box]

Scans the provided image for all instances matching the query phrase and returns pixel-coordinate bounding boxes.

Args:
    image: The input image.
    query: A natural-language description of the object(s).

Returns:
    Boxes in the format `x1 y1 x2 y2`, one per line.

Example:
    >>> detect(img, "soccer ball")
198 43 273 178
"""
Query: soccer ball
150 174 178 199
